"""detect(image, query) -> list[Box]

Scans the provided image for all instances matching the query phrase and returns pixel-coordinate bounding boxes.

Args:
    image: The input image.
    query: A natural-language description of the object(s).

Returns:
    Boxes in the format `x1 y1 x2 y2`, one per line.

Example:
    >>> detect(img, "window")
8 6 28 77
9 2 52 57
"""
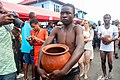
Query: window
54 4 56 11
54 4 60 12
42 4 44 8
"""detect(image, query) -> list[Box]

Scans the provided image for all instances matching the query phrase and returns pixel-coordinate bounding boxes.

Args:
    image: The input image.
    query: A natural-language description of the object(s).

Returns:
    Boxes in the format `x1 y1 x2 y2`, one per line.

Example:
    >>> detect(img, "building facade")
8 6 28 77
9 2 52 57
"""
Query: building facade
19 0 87 19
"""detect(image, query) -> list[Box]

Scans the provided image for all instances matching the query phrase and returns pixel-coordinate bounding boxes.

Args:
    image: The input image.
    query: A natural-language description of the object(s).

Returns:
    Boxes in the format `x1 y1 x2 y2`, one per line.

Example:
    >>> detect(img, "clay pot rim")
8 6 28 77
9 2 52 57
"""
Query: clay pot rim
42 44 69 56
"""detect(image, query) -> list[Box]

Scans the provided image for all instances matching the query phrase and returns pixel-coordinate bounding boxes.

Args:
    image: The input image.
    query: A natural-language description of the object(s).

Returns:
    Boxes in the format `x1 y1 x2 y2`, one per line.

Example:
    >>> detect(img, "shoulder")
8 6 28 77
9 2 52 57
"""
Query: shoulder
111 25 118 28
53 26 62 31
90 28 94 32
74 25 83 31
42 29 48 33
30 29 34 33
73 25 83 34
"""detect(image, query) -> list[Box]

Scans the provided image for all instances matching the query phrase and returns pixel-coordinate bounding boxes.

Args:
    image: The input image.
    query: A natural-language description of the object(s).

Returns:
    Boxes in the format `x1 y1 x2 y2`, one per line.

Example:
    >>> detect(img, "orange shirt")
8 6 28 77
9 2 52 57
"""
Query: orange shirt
30 29 47 66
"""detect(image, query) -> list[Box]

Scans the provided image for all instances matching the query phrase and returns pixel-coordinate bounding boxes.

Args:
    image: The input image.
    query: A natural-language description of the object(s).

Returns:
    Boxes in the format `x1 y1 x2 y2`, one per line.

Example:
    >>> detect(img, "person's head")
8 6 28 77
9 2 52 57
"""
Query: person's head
92 23 97 29
98 20 101 26
112 20 115 25
83 20 90 29
114 19 119 26
60 3 75 25
48 22 53 28
103 14 111 25
29 12 36 20
30 19 40 31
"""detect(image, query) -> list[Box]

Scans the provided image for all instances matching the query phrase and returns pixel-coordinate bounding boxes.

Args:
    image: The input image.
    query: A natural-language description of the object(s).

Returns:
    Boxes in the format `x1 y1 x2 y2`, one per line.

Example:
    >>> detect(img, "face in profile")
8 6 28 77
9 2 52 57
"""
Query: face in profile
60 6 74 25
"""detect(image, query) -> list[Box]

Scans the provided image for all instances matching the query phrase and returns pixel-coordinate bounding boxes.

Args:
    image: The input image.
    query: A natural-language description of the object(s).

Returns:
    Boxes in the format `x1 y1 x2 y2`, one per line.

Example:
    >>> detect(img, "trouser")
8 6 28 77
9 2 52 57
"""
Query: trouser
42 66 80 80
62 66 80 80
0 72 16 80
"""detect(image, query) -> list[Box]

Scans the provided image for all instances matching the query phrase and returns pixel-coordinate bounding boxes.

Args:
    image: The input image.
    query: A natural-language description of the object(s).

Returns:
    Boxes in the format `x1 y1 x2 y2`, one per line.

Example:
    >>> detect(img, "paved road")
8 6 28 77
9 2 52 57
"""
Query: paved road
18 49 120 80
87 49 120 80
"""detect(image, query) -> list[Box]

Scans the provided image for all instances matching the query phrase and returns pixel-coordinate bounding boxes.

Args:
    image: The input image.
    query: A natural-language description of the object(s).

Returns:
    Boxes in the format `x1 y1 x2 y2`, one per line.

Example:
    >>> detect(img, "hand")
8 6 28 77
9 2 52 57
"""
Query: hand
37 68 49 79
31 35 37 40
48 70 65 79
26 36 32 41
0 13 14 25
84 38 88 44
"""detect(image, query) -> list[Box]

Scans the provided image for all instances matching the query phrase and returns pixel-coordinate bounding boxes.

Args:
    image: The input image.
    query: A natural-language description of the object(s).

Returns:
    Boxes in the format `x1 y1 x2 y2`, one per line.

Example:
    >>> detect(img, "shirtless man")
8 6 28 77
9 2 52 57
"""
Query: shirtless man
98 14 118 79
37 3 84 80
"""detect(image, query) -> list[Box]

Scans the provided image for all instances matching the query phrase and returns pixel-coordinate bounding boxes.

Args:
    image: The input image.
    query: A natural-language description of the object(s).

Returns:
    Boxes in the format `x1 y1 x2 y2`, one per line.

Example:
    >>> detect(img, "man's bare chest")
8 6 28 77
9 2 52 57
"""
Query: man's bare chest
56 29 76 45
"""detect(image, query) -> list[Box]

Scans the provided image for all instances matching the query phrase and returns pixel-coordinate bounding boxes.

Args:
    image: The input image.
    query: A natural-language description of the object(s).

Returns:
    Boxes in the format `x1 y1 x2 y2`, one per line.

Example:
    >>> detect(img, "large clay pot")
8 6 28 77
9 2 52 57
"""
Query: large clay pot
102 35 112 45
41 44 71 73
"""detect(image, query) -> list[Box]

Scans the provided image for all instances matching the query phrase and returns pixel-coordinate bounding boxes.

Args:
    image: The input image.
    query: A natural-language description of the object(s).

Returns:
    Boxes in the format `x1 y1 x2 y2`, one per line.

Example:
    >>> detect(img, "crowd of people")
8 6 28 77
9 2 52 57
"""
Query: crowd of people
0 2 120 80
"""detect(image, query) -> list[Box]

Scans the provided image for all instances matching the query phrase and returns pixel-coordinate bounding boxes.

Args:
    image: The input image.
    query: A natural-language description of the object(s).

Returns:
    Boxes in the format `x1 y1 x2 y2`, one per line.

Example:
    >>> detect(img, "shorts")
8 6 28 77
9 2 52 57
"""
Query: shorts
62 66 80 80
23 53 34 65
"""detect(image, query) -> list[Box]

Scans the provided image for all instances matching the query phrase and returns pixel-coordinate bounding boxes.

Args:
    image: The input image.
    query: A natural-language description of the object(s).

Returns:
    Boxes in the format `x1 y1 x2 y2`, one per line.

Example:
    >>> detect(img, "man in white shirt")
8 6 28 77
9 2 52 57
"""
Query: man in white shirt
98 14 118 79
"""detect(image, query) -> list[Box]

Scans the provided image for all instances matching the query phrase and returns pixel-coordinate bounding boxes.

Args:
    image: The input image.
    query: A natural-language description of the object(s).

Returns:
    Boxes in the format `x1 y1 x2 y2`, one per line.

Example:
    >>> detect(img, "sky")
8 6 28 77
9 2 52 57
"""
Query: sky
2 0 120 23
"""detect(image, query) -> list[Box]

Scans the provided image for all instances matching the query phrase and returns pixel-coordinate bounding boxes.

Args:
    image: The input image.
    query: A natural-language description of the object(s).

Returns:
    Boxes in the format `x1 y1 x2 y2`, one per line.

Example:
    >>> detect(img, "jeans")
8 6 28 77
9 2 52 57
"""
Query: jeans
0 72 16 80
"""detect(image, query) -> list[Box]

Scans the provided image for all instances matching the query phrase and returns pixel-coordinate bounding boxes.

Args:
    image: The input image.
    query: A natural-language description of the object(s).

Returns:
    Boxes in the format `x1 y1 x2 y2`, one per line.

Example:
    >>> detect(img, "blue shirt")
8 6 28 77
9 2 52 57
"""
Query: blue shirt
21 22 32 53
46 27 52 36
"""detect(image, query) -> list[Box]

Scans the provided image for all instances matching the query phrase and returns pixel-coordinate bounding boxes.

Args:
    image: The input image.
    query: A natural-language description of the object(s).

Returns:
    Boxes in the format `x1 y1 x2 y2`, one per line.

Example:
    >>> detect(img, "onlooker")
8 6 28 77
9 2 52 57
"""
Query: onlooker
46 22 56 43
98 14 118 79
114 20 120 59
12 27 24 78
0 2 23 80
27 19 48 80
46 22 53 36
92 23 98 49
21 12 36 80
78 20 94 79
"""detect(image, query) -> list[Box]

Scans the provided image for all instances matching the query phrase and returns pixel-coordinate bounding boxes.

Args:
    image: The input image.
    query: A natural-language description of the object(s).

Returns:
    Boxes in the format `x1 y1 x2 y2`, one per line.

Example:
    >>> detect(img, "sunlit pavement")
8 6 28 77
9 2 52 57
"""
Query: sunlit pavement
18 49 120 80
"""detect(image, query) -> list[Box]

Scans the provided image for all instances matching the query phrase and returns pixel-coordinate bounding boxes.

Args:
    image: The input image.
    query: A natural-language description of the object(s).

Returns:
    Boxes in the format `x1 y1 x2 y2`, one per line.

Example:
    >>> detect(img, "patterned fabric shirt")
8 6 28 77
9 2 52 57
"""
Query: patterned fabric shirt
0 24 17 75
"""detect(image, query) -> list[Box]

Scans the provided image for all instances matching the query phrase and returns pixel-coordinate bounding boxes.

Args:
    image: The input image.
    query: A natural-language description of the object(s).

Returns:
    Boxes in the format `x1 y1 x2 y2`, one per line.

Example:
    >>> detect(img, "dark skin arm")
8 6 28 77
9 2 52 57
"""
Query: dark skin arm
37 27 58 79
48 26 84 79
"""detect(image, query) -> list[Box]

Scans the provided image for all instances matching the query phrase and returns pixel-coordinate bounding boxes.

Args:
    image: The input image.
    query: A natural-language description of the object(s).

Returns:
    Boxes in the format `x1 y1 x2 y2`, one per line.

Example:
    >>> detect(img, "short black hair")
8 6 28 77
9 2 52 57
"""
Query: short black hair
30 19 38 25
103 14 111 19
29 12 35 18
48 21 53 25
62 3 75 14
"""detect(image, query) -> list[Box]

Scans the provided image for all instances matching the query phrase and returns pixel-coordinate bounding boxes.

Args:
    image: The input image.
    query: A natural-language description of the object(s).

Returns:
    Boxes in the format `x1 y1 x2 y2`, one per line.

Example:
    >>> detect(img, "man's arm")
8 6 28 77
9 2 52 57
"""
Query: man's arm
61 26 84 74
